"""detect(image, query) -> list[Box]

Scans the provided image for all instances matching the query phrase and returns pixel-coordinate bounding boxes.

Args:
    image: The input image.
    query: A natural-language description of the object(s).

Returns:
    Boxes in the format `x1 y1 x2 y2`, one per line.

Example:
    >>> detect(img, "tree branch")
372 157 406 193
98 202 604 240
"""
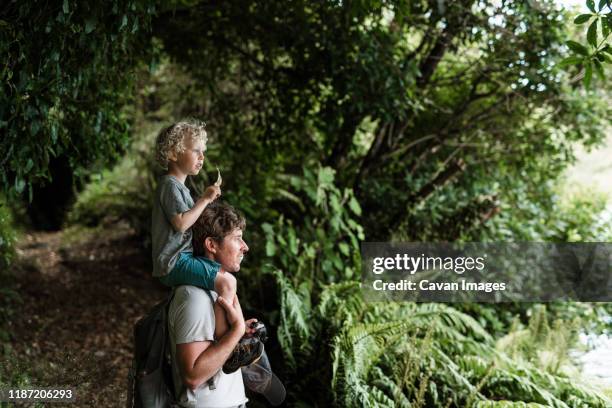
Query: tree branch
408 158 466 204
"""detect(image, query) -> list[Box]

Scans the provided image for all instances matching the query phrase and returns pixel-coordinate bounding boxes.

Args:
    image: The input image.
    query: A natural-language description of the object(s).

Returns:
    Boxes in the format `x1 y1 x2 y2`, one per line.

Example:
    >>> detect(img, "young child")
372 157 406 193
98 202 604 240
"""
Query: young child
151 120 262 371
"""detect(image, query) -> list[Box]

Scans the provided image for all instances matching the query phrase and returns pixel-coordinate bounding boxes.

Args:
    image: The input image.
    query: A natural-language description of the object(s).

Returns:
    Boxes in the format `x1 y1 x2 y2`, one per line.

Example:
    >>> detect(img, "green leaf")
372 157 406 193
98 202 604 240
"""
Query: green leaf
261 222 274 235
62 0 69 14
265 240 276 257
566 41 589 55
288 228 298 255
558 56 584 67
120 15 128 30
573 14 591 25
331 254 343 270
51 125 58 143
84 18 96 34
321 259 333 274
14 178 25 194
598 0 608 11
593 59 605 80
318 167 335 187
338 242 350 256
329 194 341 212
583 63 593 88
587 20 598 47
587 0 596 12
357 228 365 240
603 16 611 37
348 196 362 216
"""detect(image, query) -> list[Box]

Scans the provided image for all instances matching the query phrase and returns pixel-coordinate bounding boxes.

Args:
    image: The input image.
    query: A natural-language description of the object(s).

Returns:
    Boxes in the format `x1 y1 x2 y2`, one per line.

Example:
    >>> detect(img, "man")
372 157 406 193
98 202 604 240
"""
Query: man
167 201 258 407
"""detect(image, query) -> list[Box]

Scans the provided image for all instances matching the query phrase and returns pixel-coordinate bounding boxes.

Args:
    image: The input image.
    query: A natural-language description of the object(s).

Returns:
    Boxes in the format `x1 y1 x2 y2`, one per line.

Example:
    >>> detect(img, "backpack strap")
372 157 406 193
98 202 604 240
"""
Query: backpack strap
204 289 215 307
204 289 217 390
164 289 178 399
155 289 175 343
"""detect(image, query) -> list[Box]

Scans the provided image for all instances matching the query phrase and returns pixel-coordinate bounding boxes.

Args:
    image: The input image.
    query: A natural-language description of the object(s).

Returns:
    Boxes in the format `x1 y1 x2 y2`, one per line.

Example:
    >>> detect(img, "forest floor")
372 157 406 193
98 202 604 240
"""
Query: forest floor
2 222 166 407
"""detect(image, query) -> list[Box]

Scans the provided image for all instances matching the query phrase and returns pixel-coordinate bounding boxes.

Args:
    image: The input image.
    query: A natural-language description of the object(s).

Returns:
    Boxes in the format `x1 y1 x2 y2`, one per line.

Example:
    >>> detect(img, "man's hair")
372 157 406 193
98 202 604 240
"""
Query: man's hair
193 201 246 256
155 120 208 169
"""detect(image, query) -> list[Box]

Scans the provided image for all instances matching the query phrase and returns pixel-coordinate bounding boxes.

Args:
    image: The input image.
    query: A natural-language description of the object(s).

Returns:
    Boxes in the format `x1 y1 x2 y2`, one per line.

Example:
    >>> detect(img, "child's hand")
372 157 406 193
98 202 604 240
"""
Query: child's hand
201 185 221 203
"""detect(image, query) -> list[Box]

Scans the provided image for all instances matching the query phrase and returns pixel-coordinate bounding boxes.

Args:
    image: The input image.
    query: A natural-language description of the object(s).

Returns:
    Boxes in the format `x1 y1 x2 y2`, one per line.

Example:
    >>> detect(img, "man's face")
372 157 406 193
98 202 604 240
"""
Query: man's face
215 228 249 273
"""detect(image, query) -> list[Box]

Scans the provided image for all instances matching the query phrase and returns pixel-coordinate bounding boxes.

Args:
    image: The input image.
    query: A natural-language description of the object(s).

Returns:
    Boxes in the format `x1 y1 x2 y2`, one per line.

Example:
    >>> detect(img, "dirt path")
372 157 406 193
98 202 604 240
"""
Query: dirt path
4 222 166 407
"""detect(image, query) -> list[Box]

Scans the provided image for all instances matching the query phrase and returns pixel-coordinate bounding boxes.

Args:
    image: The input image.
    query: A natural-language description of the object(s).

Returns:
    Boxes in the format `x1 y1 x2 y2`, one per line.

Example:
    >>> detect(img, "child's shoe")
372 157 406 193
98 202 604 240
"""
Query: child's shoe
249 321 268 343
223 337 264 374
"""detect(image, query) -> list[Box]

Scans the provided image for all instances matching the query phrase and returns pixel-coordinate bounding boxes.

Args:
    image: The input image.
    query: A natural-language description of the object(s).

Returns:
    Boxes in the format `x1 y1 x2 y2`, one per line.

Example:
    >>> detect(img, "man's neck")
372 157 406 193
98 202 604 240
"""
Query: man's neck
204 253 219 264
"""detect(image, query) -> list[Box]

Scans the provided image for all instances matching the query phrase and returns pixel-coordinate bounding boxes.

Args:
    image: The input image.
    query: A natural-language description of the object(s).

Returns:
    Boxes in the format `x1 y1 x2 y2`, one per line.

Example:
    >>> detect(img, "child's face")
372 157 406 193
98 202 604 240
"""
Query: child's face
174 137 205 176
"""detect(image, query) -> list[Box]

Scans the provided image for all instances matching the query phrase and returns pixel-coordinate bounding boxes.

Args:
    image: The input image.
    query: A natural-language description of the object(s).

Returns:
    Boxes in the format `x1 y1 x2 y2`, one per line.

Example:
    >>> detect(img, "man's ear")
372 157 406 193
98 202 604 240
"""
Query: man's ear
204 237 217 254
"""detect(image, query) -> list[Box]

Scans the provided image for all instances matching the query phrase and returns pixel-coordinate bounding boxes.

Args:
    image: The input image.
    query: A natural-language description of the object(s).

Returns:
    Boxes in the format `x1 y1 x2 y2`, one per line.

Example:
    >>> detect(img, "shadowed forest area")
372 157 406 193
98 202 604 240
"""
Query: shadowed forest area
1 0 612 407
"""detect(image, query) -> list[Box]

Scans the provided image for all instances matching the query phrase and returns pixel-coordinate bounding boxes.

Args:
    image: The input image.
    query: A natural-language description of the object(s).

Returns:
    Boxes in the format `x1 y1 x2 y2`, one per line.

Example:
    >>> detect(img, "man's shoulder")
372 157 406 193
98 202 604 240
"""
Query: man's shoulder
169 286 217 331
172 285 217 308
168 286 217 345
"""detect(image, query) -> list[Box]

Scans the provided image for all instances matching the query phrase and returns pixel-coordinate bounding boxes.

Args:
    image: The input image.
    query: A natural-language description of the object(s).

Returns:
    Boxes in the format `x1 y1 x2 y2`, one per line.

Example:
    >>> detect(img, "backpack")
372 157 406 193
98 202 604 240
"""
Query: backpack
126 288 217 408
126 291 176 408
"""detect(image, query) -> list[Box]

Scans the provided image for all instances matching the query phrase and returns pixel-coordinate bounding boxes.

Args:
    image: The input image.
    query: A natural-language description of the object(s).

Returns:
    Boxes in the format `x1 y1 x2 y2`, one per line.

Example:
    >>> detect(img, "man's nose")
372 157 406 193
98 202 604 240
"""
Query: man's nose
242 240 249 252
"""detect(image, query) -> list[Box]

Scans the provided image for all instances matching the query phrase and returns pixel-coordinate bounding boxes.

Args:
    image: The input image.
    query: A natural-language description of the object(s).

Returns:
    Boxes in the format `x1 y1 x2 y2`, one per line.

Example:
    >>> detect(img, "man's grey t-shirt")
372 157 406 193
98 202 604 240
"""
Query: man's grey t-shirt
168 286 247 408
152 175 194 277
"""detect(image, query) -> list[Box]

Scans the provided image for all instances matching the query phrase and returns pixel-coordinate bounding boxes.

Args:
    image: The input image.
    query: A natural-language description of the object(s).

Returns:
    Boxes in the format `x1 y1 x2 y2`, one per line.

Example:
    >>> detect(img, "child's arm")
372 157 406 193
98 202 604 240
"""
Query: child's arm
213 271 238 339
170 185 220 233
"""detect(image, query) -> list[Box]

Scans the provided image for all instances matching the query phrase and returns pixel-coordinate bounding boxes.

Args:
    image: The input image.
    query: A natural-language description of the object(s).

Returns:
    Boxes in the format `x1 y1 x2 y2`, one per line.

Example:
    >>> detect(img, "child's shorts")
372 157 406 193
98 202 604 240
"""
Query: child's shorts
159 252 220 290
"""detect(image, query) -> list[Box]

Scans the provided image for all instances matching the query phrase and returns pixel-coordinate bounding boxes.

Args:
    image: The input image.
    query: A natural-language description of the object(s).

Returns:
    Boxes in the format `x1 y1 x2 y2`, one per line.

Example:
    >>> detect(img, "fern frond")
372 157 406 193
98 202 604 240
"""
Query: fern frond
268 267 313 368
473 401 549 408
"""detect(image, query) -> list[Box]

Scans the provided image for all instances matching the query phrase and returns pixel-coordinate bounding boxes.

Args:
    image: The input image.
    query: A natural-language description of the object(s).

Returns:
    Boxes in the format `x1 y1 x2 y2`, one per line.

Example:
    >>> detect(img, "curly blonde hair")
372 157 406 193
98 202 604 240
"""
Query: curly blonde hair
155 120 208 169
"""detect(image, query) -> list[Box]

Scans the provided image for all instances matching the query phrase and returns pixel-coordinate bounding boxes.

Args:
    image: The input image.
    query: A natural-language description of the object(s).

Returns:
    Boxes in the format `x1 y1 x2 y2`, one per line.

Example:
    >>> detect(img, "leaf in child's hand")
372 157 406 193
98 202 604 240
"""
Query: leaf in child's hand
214 167 222 187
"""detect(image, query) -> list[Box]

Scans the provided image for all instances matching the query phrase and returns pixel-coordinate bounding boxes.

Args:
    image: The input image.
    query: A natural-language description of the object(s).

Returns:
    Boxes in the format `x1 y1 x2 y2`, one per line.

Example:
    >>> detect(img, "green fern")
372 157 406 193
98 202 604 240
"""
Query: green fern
472 401 548 408
261 171 611 407
268 267 313 368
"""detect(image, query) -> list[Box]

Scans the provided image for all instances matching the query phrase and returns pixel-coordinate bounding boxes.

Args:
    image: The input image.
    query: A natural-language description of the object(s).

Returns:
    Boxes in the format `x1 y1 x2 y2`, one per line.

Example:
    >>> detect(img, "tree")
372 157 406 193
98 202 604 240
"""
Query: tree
0 0 156 228
152 0 609 240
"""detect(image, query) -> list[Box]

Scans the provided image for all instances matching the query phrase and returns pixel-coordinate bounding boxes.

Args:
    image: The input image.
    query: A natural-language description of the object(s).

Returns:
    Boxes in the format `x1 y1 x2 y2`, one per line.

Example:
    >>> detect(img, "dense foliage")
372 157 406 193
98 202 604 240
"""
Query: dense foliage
0 199 16 271
562 0 611 87
152 0 610 242
1 0 156 228
263 168 611 406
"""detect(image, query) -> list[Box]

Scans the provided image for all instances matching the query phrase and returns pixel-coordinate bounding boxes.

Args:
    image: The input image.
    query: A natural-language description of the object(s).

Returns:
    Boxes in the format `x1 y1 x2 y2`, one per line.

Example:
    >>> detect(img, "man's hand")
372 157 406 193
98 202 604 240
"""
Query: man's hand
200 185 221 203
217 295 245 334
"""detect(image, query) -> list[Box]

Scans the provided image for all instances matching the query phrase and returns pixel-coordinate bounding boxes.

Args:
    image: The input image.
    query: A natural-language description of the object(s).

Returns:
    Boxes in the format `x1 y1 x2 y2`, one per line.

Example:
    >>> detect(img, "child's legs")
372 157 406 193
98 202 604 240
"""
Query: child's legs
159 252 219 289
161 253 242 340
214 272 238 339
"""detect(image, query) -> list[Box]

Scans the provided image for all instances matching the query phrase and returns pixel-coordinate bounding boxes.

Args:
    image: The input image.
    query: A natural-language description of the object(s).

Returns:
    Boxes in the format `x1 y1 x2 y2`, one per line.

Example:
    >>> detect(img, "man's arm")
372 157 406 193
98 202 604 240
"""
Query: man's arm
176 296 245 390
